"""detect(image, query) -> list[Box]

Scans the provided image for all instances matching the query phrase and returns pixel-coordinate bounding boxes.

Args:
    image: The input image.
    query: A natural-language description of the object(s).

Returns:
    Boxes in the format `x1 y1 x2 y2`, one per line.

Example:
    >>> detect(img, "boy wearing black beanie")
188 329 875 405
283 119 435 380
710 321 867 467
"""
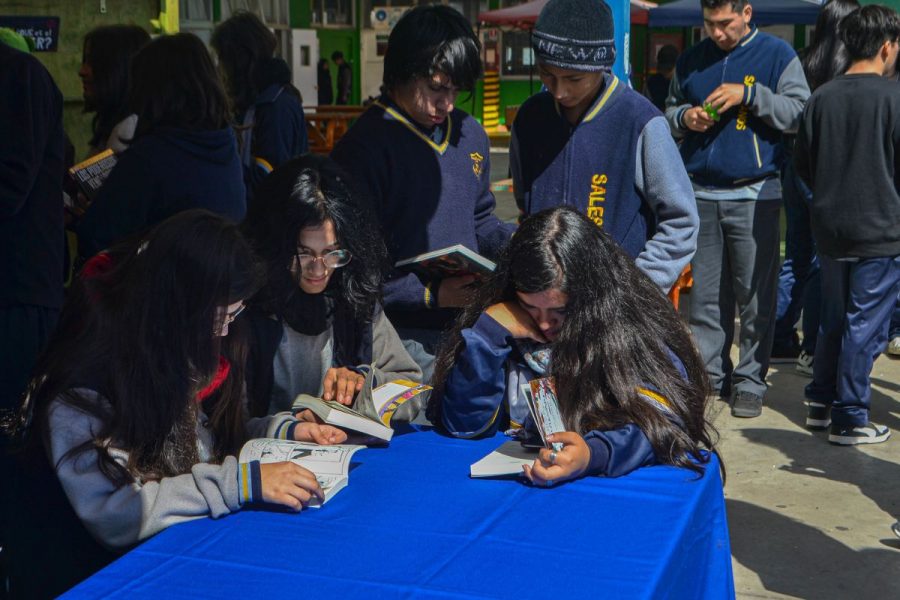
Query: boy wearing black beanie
510 0 697 292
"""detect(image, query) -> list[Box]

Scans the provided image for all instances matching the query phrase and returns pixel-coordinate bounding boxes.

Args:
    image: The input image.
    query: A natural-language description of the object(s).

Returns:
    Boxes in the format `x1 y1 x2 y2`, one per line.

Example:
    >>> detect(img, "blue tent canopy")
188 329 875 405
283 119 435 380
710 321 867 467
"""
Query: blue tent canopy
649 0 824 27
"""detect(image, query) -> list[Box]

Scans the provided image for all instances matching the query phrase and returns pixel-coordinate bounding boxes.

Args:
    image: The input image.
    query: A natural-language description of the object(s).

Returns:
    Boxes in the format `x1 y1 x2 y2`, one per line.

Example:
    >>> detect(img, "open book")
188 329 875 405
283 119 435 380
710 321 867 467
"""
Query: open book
68 149 117 202
292 376 432 442
395 244 496 279
239 438 364 507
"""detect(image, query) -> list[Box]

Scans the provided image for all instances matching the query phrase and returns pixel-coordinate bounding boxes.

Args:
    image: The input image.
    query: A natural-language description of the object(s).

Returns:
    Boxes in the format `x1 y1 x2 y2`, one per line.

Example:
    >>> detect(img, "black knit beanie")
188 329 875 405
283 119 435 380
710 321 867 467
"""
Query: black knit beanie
532 0 616 71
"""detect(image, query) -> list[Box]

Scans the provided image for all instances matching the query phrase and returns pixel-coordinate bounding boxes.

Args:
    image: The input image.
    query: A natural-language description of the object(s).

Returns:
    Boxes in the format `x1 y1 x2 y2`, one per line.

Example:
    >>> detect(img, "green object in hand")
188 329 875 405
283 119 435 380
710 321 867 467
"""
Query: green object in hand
703 102 721 122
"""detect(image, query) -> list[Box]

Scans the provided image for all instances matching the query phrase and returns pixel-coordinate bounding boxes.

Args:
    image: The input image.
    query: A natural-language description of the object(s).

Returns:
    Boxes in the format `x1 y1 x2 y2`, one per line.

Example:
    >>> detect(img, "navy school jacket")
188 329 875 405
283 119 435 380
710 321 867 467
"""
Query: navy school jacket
76 127 246 259
331 96 515 330
665 27 809 189
510 73 697 291
439 313 689 478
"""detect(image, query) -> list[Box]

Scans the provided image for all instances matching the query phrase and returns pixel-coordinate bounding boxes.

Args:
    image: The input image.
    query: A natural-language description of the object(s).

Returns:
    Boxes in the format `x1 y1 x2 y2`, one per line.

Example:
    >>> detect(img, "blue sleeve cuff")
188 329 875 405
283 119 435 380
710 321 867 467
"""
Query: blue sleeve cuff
275 418 299 440
238 460 263 505
585 436 611 476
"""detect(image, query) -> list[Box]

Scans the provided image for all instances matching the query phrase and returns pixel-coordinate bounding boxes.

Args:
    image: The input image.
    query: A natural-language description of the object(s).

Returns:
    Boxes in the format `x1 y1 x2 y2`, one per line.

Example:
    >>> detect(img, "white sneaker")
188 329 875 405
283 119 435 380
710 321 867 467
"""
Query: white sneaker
888 336 900 357
796 350 814 376
828 422 890 445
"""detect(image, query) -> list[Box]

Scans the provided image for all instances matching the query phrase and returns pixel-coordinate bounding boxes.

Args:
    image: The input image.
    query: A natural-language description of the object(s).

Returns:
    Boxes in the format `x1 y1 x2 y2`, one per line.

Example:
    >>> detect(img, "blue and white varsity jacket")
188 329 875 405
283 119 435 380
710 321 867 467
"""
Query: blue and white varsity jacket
439 313 688 478
665 27 809 192
510 72 698 291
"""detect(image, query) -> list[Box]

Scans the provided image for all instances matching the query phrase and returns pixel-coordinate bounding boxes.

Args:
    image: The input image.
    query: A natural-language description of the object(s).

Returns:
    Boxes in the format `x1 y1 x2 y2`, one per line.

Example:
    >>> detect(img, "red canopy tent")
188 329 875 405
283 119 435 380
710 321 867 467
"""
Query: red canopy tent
478 0 657 28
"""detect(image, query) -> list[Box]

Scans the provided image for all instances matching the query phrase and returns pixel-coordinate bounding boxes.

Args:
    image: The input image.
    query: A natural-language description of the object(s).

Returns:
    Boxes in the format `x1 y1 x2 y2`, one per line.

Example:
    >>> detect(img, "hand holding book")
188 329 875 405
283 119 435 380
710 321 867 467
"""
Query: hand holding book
521 431 590 488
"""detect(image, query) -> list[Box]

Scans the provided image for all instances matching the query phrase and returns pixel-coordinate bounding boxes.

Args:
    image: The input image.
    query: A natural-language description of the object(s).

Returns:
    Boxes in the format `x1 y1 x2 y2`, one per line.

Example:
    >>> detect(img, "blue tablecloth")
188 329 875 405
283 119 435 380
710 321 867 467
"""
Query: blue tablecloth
65 431 734 599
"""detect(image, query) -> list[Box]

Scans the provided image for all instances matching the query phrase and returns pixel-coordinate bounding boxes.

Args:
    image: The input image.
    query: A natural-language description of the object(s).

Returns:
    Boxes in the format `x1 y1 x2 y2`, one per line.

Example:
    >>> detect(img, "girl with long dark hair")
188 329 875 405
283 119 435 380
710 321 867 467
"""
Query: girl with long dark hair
78 24 150 155
4 211 345 596
211 11 308 200
76 33 246 260
431 208 716 484
802 0 861 92
241 155 420 415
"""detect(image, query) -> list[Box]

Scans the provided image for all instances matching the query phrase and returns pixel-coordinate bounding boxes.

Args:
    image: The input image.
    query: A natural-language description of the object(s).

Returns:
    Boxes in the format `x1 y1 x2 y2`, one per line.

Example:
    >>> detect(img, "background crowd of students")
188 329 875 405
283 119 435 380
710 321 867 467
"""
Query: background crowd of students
1 0 899 597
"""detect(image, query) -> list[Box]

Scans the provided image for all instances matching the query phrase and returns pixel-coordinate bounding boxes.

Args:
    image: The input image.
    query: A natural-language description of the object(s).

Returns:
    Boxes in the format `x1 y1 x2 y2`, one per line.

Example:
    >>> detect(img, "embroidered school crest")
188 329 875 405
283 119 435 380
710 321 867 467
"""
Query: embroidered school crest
470 152 484 178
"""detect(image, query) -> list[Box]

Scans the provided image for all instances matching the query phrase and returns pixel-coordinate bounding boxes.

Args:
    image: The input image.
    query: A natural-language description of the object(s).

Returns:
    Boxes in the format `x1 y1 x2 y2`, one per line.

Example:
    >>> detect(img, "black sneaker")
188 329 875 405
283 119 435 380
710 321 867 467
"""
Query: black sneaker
828 422 890 445
805 402 831 430
731 391 763 418
892 521 900 539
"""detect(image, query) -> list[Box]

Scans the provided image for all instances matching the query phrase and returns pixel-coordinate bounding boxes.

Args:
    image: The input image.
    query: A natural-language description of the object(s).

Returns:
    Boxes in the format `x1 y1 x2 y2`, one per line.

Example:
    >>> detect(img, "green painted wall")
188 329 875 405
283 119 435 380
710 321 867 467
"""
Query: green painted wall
0 0 157 158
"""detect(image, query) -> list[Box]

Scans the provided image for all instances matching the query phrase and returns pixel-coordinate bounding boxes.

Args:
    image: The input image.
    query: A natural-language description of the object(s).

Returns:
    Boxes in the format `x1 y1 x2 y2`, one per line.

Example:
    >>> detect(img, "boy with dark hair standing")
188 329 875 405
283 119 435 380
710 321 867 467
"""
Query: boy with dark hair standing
511 0 697 292
666 0 810 418
795 4 900 445
331 5 514 374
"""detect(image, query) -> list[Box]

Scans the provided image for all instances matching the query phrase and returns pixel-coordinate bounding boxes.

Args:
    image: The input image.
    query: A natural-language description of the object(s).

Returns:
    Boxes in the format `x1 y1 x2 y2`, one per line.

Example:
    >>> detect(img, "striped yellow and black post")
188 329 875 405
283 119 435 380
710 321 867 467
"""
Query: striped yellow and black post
482 69 503 132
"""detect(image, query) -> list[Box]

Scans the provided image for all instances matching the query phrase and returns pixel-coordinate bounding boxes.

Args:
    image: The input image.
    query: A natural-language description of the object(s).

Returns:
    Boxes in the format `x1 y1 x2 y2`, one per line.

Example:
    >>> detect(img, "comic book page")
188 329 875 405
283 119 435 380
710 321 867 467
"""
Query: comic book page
239 439 364 505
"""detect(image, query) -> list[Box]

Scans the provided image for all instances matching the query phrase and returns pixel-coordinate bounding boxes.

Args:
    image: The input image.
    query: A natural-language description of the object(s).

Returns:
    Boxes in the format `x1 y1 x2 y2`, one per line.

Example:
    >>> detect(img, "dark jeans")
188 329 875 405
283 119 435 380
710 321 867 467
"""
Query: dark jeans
689 199 781 398
805 255 900 426
773 163 820 354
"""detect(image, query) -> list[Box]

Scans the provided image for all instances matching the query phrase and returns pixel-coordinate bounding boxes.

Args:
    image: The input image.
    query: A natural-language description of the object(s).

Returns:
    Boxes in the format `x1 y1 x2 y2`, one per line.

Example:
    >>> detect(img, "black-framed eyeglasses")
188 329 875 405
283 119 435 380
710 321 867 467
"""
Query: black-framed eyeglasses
294 249 352 271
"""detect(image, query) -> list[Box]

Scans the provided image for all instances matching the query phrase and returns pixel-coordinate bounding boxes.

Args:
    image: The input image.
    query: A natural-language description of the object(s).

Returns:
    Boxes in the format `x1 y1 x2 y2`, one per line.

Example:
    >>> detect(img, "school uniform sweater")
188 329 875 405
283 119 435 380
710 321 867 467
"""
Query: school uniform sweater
76 127 246 258
331 96 515 330
794 74 900 259
511 72 698 291
0 44 65 309
439 313 689 478
47 390 300 550
665 27 809 198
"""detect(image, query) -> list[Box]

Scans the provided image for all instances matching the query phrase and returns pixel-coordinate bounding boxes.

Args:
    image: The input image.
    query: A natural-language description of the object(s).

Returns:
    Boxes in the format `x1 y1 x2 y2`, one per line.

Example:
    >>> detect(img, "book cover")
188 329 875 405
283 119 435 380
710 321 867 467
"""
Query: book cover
470 439 540 478
67 149 117 202
292 378 432 442
238 438 364 507
527 378 565 452
394 244 496 279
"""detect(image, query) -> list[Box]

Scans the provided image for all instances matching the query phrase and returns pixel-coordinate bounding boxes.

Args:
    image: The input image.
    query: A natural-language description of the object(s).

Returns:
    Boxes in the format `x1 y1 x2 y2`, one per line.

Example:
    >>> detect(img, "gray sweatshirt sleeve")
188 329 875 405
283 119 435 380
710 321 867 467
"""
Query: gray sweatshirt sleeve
48 394 242 550
367 310 423 385
634 116 699 291
749 56 810 133
664 70 691 139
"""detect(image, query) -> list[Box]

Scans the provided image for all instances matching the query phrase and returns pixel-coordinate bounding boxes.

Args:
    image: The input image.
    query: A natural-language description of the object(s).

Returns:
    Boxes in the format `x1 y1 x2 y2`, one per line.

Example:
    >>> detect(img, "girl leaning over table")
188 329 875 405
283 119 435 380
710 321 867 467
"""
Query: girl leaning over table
240 154 421 417
2 211 347 598
429 207 718 485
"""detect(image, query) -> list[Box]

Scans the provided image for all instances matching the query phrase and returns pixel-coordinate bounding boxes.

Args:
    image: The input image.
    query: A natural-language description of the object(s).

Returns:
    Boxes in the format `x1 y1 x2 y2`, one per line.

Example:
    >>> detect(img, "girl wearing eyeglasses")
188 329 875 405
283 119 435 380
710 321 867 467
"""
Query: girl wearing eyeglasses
3 211 348 597
241 155 421 416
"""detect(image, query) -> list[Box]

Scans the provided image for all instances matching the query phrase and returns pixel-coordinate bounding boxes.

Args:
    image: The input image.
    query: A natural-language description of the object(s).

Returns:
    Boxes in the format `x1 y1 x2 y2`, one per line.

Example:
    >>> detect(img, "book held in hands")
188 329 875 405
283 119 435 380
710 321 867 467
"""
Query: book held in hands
239 438 364 506
68 149 117 202
395 244 496 279
292 378 432 442
470 377 566 478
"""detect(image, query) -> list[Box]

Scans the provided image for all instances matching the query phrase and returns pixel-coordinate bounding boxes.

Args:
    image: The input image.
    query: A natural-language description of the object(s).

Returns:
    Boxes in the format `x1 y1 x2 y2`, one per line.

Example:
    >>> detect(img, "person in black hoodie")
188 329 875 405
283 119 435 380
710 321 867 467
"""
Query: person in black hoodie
76 33 246 260
212 11 308 202
795 5 900 445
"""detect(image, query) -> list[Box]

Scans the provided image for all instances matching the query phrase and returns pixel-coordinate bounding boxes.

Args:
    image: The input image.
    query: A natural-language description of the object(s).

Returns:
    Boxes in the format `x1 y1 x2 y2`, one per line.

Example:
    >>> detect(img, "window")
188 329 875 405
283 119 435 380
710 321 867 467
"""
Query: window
501 30 534 77
221 0 290 28
362 0 486 29
180 0 214 44
312 0 355 27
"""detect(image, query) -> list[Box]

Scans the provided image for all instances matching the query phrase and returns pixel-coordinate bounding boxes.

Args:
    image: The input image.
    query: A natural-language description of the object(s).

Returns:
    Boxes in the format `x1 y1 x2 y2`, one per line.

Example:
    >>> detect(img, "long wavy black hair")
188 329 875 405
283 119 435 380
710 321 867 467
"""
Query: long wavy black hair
802 0 860 91
431 208 717 475
18 211 262 486
126 33 230 139
81 25 150 149
241 154 387 330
